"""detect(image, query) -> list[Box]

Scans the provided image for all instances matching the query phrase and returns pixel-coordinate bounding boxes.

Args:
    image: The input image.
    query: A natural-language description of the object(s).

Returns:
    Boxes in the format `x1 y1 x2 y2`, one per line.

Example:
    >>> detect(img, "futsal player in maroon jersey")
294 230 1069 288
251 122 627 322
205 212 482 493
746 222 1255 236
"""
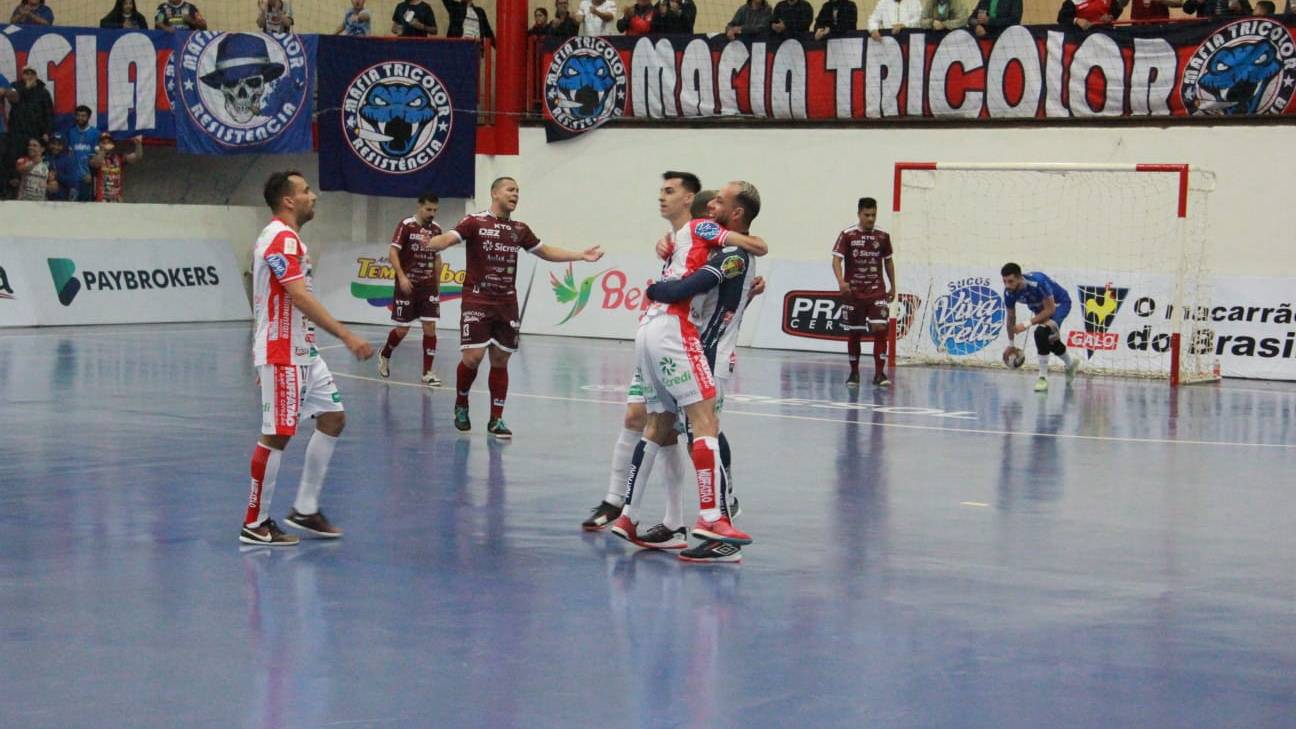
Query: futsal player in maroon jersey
832 197 897 387
378 193 444 386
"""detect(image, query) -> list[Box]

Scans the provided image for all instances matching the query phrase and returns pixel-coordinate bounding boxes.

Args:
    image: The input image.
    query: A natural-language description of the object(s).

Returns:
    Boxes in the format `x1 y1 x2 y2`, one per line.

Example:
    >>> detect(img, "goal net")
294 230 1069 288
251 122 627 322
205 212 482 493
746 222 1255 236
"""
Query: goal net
891 162 1217 385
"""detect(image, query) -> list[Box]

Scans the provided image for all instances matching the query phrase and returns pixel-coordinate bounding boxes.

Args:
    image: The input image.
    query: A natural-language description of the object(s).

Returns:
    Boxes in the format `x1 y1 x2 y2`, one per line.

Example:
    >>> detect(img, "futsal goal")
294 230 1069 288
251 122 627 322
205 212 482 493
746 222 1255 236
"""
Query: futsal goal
888 162 1218 386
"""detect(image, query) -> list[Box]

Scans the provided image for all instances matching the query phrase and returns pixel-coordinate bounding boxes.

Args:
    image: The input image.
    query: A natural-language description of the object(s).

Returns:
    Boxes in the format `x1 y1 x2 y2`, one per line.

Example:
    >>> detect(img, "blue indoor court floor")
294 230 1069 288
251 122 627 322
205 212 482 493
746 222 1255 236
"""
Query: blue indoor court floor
1 322 1294 729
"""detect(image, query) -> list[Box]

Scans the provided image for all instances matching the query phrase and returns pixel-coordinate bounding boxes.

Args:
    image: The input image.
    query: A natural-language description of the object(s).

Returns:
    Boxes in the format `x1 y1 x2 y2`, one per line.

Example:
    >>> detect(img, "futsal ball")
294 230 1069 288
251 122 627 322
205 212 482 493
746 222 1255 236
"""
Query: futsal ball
1003 346 1025 369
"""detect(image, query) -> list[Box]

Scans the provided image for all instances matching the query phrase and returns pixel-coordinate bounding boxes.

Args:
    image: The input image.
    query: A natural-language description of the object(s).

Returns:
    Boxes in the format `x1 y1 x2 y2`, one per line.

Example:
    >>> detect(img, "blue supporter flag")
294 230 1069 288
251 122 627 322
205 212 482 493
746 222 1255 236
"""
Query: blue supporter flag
317 36 478 198
172 32 316 155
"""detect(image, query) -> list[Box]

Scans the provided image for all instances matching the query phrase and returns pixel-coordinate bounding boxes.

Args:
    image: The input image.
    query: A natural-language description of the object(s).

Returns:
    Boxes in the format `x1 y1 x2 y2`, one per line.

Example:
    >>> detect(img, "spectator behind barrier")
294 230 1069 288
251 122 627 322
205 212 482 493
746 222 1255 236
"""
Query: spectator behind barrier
45 133 81 201
10 0 53 25
770 0 813 39
967 0 1021 36
1058 0 1124 28
551 0 581 35
444 0 494 40
726 0 772 39
654 0 696 32
90 133 143 204
617 0 658 34
392 0 438 35
577 0 618 35
1182 0 1250 14
100 0 150 28
155 0 207 30
922 0 969 28
337 0 371 34
15 137 54 201
1126 0 1174 20
868 0 922 39
4 67 52 198
529 6 551 33
66 106 98 202
814 0 857 38
257 0 294 32
1254 0 1274 12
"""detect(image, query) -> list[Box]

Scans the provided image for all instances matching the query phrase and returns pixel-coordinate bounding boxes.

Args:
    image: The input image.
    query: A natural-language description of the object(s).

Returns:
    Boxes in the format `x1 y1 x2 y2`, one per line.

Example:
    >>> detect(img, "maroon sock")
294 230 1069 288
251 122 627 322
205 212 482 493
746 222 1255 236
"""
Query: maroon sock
422 334 437 374
488 366 508 420
380 329 403 359
848 335 861 375
874 334 887 376
456 361 478 408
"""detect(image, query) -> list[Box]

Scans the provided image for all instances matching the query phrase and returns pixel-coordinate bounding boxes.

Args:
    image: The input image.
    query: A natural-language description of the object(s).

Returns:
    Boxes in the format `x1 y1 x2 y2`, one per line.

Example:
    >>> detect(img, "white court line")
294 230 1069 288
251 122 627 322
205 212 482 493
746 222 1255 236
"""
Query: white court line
329 371 1296 450
0 324 249 340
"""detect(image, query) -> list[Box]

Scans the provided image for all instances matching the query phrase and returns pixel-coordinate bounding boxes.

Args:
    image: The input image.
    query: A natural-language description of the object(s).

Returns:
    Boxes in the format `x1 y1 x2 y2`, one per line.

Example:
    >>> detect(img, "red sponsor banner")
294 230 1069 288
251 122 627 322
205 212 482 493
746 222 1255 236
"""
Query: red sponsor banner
1067 330 1120 350
540 17 1296 136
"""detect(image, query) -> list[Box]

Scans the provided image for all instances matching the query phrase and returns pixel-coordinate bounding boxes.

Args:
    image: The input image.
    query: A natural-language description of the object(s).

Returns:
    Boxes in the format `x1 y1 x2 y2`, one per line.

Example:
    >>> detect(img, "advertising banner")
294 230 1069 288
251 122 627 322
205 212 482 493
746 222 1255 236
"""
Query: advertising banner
521 254 666 339
314 239 536 330
0 237 248 325
540 18 1296 140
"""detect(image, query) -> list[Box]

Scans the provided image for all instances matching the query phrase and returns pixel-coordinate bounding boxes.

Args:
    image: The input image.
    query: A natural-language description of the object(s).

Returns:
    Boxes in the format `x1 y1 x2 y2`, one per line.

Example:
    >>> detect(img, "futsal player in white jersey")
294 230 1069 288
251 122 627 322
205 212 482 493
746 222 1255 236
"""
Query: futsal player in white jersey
241 171 374 546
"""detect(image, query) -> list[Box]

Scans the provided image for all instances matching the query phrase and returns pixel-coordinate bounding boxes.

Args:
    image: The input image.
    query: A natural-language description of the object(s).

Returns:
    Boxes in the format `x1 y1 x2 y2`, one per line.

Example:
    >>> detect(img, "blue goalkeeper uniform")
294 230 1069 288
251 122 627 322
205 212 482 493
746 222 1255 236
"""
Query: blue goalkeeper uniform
1004 271 1070 325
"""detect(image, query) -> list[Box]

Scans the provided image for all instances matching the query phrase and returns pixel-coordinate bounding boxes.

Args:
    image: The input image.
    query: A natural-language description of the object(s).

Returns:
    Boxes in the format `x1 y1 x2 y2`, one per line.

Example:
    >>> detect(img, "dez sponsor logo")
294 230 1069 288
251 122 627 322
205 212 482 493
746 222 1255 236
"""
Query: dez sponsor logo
930 277 1003 355
342 61 455 174
544 36 628 133
782 290 921 341
178 32 310 149
1181 18 1296 116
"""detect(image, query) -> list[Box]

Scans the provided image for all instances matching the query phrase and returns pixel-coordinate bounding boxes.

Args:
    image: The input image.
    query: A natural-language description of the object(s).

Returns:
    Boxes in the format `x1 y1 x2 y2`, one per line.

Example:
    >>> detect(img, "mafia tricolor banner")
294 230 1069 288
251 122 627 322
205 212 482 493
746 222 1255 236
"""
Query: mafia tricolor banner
541 17 1296 139
317 36 478 198
172 32 316 155
0 25 176 136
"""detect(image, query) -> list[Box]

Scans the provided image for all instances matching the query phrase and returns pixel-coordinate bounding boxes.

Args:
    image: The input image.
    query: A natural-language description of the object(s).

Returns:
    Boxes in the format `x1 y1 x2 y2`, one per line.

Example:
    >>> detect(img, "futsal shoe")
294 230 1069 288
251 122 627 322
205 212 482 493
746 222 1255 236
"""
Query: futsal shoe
609 514 641 545
873 372 890 387
1065 358 1082 382
239 519 299 546
728 496 742 520
582 500 623 531
845 372 860 388
284 509 343 538
487 418 513 440
636 524 690 550
454 406 471 432
679 540 742 563
378 355 390 378
421 370 441 387
1034 377 1049 392
692 515 752 545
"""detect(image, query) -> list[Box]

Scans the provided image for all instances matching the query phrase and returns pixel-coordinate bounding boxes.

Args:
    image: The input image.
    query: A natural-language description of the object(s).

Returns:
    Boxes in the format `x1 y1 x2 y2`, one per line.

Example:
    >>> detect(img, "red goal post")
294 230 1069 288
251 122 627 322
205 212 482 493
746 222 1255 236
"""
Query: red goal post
890 161 1216 386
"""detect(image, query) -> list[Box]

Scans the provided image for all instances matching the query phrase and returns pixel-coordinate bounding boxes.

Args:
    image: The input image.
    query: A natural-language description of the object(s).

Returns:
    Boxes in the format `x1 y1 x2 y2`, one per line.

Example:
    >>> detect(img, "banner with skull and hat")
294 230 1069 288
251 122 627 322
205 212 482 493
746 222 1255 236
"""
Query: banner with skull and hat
172 31 316 155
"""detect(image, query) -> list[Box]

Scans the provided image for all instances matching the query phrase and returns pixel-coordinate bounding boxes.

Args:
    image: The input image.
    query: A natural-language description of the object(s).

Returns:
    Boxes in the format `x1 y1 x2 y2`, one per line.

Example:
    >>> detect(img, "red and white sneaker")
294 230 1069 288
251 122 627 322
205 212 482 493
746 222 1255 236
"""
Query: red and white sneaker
609 514 640 545
692 515 752 545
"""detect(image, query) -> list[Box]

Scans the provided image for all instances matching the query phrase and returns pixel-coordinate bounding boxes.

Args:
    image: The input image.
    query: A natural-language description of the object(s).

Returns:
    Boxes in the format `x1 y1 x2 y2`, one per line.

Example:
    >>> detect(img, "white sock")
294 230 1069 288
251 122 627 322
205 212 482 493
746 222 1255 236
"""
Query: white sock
603 427 642 507
1059 352 1073 367
250 444 283 528
621 440 661 523
1038 355 1049 377
294 430 338 515
659 441 688 530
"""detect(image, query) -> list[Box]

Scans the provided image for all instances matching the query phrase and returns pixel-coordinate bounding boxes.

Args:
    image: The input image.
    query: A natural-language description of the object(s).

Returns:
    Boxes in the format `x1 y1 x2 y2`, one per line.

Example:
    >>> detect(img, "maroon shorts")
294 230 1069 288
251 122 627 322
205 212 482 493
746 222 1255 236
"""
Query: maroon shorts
392 283 441 324
843 295 888 331
460 297 520 352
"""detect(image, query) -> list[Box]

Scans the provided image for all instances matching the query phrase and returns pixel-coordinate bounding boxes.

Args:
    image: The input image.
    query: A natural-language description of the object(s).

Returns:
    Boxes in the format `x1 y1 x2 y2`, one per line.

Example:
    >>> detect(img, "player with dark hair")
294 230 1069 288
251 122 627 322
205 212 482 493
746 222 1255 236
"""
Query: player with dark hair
243 171 373 546
1001 262 1079 392
378 193 443 386
832 196 896 387
612 179 768 560
425 177 604 438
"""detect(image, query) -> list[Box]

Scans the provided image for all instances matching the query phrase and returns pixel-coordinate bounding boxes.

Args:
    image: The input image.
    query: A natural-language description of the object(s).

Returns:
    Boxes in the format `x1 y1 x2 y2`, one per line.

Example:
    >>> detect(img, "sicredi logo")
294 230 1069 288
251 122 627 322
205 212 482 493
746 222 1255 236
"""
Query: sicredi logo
47 257 221 306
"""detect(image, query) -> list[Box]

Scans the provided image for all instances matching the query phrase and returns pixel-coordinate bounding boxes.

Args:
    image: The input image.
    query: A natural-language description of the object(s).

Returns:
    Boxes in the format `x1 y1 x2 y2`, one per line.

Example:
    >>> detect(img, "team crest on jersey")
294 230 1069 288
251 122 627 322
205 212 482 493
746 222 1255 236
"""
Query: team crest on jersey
543 36 628 133
693 221 722 241
1180 18 1296 116
342 62 455 174
177 32 310 149
720 254 746 279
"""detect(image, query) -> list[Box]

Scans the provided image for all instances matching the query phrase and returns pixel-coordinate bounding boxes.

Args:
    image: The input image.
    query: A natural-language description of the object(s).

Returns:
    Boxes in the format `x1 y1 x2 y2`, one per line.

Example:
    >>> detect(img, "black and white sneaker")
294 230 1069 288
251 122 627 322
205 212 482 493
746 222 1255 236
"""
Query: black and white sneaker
284 509 342 538
636 524 689 550
581 500 622 531
239 518 299 546
679 540 742 563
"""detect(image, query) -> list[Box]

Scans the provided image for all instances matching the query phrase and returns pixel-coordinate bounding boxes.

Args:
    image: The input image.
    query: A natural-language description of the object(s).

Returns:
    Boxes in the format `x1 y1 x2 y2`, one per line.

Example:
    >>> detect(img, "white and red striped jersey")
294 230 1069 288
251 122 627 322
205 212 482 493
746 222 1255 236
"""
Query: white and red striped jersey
643 218 729 323
252 218 316 367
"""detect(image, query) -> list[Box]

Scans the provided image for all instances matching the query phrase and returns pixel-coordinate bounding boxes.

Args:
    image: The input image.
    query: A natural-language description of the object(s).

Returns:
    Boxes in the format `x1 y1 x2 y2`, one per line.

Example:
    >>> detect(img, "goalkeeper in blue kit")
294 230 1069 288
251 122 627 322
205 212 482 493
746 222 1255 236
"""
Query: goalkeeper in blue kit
1001 262 1079 392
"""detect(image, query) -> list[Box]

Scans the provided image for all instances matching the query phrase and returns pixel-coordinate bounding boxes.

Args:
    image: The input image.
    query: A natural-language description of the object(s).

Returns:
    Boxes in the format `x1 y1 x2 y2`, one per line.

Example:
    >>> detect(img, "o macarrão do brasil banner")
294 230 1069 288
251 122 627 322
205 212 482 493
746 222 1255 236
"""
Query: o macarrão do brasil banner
540 16 1296 138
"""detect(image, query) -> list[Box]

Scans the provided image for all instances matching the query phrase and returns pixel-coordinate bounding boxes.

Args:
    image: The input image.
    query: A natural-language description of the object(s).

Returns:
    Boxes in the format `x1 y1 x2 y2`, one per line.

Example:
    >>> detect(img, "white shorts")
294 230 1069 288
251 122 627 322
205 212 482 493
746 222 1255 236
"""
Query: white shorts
258 358 344 436
635 314 717 415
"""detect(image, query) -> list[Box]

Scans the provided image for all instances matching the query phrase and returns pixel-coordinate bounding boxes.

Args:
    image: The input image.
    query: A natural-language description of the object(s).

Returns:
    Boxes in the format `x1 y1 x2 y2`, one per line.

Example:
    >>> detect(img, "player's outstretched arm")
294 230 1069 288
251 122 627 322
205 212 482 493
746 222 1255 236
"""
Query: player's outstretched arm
534 244 604 263
1007 307 1019 340
283 279 374 360
724 230 768 257
645 267 722 303
426 231 463 252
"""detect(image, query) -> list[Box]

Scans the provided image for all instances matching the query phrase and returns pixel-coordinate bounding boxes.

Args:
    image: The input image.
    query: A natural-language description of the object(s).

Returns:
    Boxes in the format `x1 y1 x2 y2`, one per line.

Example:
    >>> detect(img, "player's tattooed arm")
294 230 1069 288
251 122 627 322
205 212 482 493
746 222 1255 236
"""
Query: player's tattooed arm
282 279 374 360
533 244 604 263
425 231 463 252
723 230 768 257
1030 296 1057 326
1007 307 1020 339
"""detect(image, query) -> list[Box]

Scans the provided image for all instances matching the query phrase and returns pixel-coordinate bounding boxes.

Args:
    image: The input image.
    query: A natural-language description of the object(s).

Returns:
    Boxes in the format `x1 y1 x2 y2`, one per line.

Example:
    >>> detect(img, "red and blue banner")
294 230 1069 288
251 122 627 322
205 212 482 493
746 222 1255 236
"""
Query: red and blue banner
317 36 478 198
172 32 316 155
540 17 1296 140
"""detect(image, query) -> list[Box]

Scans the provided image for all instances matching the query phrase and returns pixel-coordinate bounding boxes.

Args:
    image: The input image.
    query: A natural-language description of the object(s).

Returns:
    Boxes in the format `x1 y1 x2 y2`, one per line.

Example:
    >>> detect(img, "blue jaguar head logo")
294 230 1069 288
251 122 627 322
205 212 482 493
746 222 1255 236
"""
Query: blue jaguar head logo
1181 19 1296 116
361 82 437 156
1197 40 1282 115
544 37 628 134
